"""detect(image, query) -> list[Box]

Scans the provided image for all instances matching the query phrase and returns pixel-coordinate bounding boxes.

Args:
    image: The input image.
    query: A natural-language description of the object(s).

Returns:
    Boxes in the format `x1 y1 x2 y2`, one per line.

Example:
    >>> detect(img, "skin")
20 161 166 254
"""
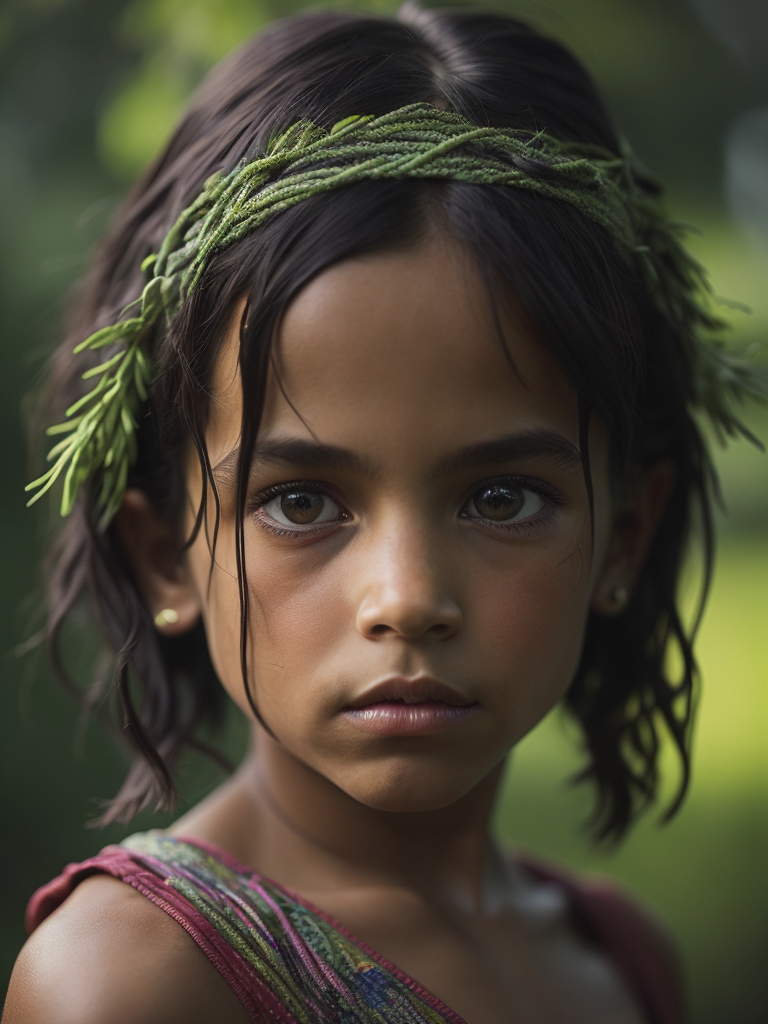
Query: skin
4 234 675 1024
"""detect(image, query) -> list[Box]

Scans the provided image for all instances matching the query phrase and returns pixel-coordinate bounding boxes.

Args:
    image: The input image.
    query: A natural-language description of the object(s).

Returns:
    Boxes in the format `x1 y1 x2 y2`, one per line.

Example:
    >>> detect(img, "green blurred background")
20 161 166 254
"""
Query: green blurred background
1 0 766 1020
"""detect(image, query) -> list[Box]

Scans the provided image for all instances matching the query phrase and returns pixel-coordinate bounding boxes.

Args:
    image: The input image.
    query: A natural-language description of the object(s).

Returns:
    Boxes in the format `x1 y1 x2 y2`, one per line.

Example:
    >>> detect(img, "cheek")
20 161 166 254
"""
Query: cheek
241 546 351 704
249 550 346 644
470 546 591 720
198 567 245 705
188 521 352 719
185 526 252 712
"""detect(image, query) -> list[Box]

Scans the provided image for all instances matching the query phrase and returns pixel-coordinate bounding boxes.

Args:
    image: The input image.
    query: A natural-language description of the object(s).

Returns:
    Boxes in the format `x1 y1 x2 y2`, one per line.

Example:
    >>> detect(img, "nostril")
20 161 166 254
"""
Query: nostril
359 613 461 641
356 590 463 641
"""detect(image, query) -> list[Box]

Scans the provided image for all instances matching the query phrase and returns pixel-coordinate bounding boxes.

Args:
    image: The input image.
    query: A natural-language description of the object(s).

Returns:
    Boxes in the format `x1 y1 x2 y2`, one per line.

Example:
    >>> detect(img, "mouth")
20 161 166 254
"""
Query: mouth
347 675 474 708
342 676 479 736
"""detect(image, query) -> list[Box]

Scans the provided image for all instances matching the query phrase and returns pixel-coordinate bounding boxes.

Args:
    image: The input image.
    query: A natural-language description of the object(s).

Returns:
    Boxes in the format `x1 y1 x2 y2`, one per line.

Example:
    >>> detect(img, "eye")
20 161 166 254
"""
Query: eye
259 488 345 529
461 481 545 524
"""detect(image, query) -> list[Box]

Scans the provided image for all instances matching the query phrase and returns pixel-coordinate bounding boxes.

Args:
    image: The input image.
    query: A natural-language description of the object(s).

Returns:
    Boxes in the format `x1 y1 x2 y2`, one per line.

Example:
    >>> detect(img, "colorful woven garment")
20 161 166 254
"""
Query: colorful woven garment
123 832 464 1023
28 832 465 1023
26 831 684 1024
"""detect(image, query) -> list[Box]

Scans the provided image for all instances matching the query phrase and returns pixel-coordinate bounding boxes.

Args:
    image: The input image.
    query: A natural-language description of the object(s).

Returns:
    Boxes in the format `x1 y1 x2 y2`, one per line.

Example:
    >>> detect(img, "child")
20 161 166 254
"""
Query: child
4 5 764 1023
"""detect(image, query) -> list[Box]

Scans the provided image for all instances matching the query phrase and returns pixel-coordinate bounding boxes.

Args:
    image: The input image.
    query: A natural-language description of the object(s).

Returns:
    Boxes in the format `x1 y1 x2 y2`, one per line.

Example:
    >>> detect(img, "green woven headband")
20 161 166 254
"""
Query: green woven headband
26 102 764 526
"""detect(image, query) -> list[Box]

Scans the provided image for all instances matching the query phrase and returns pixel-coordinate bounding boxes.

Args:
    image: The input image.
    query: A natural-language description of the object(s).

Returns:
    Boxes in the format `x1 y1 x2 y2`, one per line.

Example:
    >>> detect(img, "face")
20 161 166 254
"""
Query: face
184 234 615 812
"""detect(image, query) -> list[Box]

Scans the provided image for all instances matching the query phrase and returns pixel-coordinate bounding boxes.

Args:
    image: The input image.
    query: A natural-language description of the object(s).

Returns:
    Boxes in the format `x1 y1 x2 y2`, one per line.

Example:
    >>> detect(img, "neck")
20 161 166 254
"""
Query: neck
175 724 514 913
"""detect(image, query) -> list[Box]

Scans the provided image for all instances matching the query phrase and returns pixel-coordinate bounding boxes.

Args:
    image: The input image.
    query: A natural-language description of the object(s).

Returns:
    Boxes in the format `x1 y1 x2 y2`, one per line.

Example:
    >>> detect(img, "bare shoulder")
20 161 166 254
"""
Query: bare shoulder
578 876 687 1016
3 875 250 1024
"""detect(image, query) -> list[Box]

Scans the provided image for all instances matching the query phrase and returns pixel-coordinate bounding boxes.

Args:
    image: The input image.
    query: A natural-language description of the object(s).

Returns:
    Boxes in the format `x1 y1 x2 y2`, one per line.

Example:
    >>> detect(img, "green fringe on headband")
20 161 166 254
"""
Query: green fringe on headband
26 102 766 526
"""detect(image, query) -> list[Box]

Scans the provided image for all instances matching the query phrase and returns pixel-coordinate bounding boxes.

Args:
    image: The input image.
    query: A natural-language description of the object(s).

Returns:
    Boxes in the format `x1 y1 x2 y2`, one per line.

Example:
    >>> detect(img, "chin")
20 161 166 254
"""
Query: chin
334 758 486 813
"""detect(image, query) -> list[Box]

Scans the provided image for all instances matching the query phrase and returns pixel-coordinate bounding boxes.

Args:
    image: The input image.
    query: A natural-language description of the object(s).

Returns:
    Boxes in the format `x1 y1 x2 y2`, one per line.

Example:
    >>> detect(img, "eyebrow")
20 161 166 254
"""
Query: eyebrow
212 429 581 488
433 429 583 476
212 438 374 487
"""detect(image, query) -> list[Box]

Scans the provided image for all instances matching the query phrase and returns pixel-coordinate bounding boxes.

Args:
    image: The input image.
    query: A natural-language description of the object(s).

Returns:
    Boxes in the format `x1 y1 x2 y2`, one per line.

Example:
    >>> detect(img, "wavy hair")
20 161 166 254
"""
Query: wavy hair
35 4 713 840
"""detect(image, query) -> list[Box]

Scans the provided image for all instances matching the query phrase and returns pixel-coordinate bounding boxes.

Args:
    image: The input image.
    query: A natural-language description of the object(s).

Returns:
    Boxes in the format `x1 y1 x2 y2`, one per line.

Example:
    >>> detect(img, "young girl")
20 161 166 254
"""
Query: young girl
4 5 764 1023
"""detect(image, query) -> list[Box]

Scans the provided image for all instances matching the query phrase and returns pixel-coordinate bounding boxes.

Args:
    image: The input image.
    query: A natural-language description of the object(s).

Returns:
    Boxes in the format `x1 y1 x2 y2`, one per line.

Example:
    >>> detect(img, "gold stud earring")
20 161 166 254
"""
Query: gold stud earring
154 608 179 628
608 585 628 611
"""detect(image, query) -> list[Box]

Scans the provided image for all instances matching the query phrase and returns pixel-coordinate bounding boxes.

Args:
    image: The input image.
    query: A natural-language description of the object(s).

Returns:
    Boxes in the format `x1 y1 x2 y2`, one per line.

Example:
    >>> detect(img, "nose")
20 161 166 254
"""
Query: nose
355 522 462 642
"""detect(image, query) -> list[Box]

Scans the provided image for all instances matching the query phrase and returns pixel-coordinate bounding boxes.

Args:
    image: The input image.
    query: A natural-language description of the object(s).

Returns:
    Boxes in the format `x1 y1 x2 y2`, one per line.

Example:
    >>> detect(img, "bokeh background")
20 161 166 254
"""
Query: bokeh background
1 1 766 1020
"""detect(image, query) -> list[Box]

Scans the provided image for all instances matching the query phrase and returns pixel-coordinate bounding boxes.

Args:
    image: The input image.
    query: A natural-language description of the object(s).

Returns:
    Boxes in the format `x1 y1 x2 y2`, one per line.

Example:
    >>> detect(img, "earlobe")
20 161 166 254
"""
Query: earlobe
115 489 201 635
597 584 629 616
591 460 676 617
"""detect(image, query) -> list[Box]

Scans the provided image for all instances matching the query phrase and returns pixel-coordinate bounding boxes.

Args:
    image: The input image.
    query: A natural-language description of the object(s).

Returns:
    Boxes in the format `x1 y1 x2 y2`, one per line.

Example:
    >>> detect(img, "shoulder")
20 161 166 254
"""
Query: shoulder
4 874 250 1024
576 875 683 978
522 854 681 963
571 876 686 1023
519 855 686 1022
581 880 685 1022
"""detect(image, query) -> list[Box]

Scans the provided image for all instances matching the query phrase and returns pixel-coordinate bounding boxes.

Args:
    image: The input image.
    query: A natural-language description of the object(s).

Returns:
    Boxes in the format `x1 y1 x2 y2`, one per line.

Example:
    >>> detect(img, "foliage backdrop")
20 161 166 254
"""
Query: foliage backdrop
1 2 766 1022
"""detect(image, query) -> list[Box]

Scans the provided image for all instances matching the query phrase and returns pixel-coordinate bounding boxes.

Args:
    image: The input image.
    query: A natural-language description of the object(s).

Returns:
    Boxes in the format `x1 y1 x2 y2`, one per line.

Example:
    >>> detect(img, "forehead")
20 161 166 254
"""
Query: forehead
209 235 582 467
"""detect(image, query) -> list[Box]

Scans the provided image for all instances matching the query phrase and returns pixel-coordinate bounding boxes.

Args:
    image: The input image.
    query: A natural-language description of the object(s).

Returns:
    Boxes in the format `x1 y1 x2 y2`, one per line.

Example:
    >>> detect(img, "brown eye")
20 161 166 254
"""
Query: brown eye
474 485 525 520
280 491 324 524
262 489 342 527
463 483 544 524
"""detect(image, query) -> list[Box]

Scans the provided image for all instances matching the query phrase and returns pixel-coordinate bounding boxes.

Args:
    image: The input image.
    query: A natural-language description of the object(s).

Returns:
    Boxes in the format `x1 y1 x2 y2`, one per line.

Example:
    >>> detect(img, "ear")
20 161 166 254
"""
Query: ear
115 488 201 635
591 460 676 616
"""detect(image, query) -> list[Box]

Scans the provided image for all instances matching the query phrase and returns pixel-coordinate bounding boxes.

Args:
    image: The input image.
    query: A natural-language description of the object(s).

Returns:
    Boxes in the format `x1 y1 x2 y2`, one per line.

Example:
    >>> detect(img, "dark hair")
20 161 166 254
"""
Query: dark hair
37 4 713 841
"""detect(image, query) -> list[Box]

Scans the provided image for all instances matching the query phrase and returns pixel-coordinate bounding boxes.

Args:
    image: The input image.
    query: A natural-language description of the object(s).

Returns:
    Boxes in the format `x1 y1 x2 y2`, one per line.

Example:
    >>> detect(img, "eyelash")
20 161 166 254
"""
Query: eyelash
248 476 562 539
247 480 348 538
458 475 562 535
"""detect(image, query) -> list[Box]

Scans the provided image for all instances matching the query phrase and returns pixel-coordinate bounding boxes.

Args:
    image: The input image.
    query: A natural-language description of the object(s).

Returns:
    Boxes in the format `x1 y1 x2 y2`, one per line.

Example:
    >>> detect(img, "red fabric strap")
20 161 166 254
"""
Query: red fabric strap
25 847 297 1024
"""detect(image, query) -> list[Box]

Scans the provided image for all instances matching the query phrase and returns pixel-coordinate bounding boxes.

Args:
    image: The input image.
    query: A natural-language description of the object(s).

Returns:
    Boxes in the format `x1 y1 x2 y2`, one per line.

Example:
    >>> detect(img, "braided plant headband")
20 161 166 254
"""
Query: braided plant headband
26 102 765 527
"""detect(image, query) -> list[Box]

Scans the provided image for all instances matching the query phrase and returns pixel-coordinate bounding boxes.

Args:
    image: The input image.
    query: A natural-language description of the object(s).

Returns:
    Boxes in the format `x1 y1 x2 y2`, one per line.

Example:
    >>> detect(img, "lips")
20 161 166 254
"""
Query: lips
346 675 474 709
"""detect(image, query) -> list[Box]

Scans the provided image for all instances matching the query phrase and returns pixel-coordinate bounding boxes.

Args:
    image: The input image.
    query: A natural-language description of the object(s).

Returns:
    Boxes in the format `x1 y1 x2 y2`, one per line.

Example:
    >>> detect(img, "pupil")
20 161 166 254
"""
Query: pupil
475 485 524 521
280 491 323 524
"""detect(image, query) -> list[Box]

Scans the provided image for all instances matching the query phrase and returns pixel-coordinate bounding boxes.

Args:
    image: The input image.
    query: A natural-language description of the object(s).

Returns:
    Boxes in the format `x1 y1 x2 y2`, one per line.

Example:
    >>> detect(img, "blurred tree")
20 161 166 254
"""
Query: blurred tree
98 0 273 174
